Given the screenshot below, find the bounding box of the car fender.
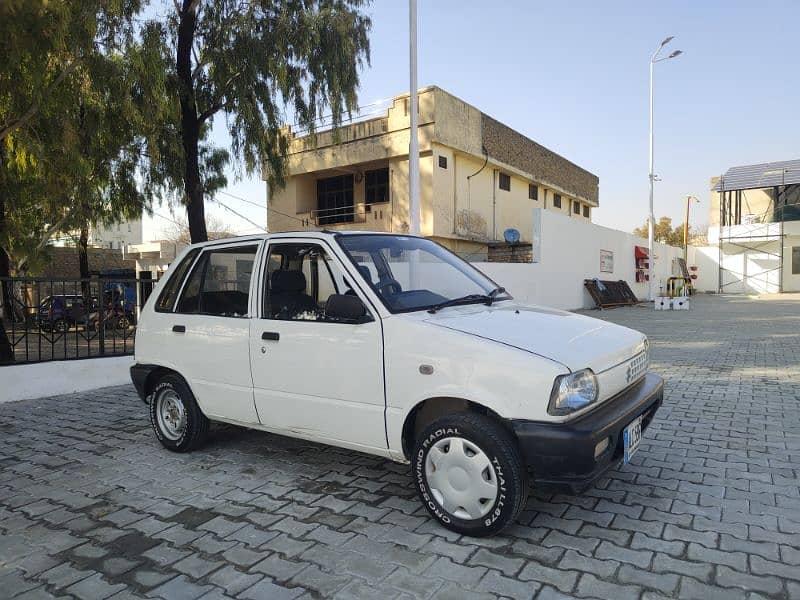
[382,314,566,458]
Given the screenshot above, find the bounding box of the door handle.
[261,331,280,341]
[172,325,186,333]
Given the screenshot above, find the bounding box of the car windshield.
[337,234,511,313]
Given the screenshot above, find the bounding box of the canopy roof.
[714,159,800,192]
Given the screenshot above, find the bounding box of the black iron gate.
[0,276,156,365]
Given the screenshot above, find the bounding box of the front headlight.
[548,369,599,416]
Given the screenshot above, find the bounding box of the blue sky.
[207,0,800,235]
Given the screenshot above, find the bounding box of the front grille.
[624,350,649,385]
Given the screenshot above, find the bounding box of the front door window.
[263,242,361,321]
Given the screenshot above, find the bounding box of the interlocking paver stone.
[1,295,799,599]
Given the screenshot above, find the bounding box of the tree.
[0,0,150,361]
[633,216,685,247]
[141,0,371,243]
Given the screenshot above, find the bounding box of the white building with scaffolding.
[708,159,800,294]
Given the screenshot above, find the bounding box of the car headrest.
[357,265,372,283]
[271,270,307,293]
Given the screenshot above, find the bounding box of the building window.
[438,155,448,169]
[793,247,800,275]
[573,201,581,215]
[553,194,562,208]
[317,174,354,224]
[528,184,538,200]
[583,205,590,218]
[364,168,389,204]
[498,173,510,191]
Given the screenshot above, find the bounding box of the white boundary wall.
[475,209,689,310]
[0,356,134,404]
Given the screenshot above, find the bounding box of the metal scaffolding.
[716,184,787,294]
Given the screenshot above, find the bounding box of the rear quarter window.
[155,248,201,312]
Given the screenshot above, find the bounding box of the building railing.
[0,276,157,366]
[310,205,368,226]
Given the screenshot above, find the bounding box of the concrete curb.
[0,355,134,404]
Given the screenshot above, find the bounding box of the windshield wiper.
[486,286,506,305]
[426,287,509,314]
[427,294,490,314]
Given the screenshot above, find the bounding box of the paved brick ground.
[1,295,799,599]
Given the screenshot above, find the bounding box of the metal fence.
[0,276,156,366]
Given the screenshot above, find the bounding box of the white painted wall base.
[0,356,134,404]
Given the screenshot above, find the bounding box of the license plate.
[623,415,643,463]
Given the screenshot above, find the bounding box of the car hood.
[423,302,646,373]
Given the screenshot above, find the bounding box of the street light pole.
[648,37,682,301]
[683,194,699,261]
[648,58,655,301]
[408,0,420,235]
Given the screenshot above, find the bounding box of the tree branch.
[0,59,81,142]
[198,71,242,123]
[13,210,75,272]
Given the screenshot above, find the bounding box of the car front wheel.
[412,412,528,537]
[148,374,209,452]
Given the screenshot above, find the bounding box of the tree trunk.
[177,0,207,243]
[0,182,14,363]
[78,223,90,299]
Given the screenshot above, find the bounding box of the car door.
[249,238,387,453]
[150,240,263,424]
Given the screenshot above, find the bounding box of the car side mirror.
[325,294,373,323]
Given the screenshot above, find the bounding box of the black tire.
[53,318,68,333]
[412,412,528,537]
[148,373,209,452]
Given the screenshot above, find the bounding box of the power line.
[216,190,266,209]
[214,199,268,232]
[216,189,316,229]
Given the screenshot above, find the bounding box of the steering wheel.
[374,278,402,296]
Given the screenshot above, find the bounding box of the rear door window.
[176,245,259,317]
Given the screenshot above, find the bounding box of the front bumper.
[510,372,664,493]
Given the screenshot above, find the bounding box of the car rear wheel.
[53,318,68,333]
[412,412,528,537]
[148,374,209,452]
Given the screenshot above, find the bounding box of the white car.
[131,231,663,536]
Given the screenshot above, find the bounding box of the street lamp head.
[660,36,675,47]
[668,50,683,59]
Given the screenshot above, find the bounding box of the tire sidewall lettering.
[415,426,509,529]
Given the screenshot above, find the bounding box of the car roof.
[189,230,420,249]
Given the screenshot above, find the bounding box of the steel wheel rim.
[424,436,499,520]
[156,389,187,441]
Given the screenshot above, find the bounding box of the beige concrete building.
[265,86,599,259]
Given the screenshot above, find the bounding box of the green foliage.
[0,0,152,275]
[633,216,686,247]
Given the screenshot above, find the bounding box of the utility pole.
[683,194,699,261]
[408,0,420,235]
